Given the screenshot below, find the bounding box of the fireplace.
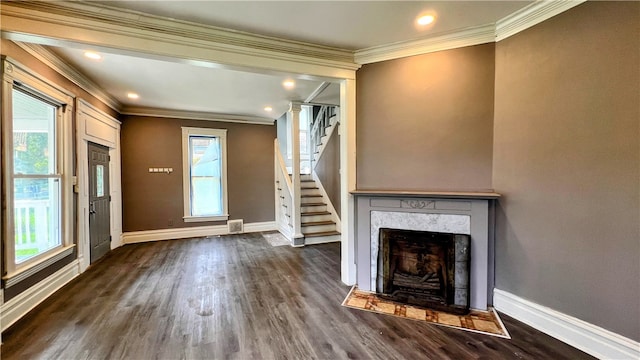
[353,190,499,310]
[377,228,471,314]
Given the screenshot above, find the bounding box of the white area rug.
[262,232,290,247]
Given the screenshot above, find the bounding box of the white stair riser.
[301,214,333,223]
[299,175,313,181]
[301,196,323,204]
[301,204,327,213]
[301,188,321,196]
[302,223,337,233]
[305,234,341,245]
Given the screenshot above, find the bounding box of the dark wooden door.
[89,142,111,263]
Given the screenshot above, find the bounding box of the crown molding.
[2,0,586,74]
[355,24,495,65]
[121,106,275,125]
[355,1,586,64]
[13,42,122,111]
[0,1,359,77]
[496,0,587,42]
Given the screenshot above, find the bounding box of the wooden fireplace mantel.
[351,189,501,199]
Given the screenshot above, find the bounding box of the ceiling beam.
[0,1,359,81]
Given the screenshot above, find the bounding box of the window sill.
[3,245,76,288]
[183,214,229,223]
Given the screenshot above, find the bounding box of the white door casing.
[76,100,122,273]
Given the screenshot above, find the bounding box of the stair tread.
[303,230,341,237]
[301,194,323,198]
[302,202,327,206]
[301,220,336,226]
[301,211,331,216]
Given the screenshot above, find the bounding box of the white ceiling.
[50,46,328,118]
[42,1,534,120]
[92,1,530,50]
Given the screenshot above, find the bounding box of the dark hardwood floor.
[1,233,594,359]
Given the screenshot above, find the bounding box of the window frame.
[1,57,75,283]
[181,127,229,222]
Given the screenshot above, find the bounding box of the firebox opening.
[377,228,471,315]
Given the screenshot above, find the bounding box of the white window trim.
[1,57,76,283]
[181,127,229,222]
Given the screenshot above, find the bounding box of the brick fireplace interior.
[378,228,471,315]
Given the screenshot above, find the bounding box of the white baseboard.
[121,221,276,244]
[244,221,277,233]
[493,289,640,359]
[1,260,81,332]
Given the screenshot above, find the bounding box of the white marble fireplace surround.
[352,190,500,311]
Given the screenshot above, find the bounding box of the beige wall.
[356,43,495,191]
[493,1,640,341]
[121,116,276,231]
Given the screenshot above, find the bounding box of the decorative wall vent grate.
[228,219,244,234]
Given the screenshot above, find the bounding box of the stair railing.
[310,105,338,169]
[310,106,328,156]
[274,139,294,240]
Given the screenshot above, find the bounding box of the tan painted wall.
[493,1,640,341]
[356,43,495,191]
[121,116,276,231]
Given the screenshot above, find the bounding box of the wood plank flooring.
[1,233,595,359]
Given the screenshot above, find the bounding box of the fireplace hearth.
[377,228,471,314]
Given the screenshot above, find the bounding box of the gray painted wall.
[315,126,341,216]
[121,116,276,231]
[356,43,495,192]
[493,2,640,341]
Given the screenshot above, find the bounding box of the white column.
[288,102,304,242]
[340,78,356,285]
[306,106,313,173]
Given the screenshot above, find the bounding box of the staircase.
[300,174,340,244]
[274,104,341,246]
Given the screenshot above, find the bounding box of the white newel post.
[288,102,304,244]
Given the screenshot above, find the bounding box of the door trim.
[76,99,122,273]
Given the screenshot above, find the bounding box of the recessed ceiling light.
[264,106,273,112]
[127,92,139,99]
[84,51,102,60]
[417,14,435,26]
[283,80,295,89]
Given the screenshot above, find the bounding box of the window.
[12,89,62,264]
[182,127,228,222]
[2,58,75,280]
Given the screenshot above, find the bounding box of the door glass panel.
[96,164,104,197]
[13,178,61,263]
